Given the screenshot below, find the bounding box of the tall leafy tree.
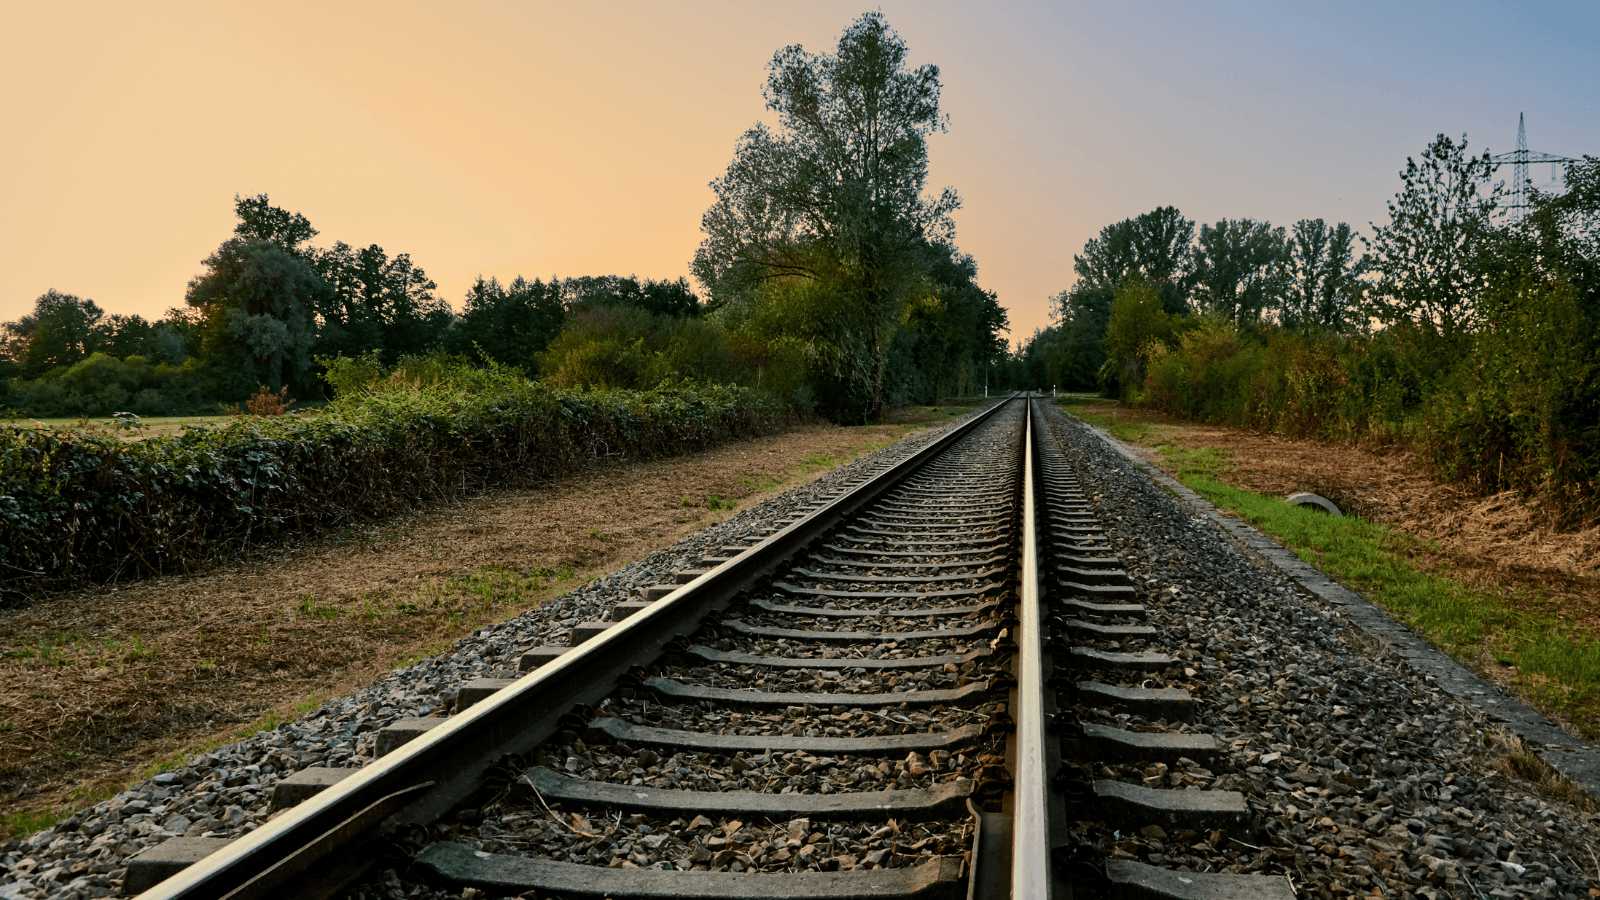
[1049,284,1115,391]
[692,12,960,421]
[1071,206,1194,315]
[233,193,318,256]
[1282,219,1364,332]
[1190,218,1289,325]
[448,276,566,368]
[185,239,325,393]
[1364,134,1502,339]
[4,290,107,376]
[898,248,1008,401]
[313,241,450,363]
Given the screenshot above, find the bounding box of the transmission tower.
[1490,113,1576,222]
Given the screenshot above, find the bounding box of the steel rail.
[137,394,1023,900]
[1011,396,1053,899]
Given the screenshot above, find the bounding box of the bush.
[5,354,226,417]
[1119,273,1600,526]
[0,378,790,602]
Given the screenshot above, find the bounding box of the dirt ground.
[1073,399,1600,648]
[0,407,972,837]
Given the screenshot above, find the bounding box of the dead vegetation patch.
[0,409,969,838]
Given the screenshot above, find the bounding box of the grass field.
[1060,398,1600,742]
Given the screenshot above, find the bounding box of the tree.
[448,276,566,368]
[4,290,107,376]
[1099,277,1177,397]
[897,248,1008,401]
[185,239,325,393]
[692,11,960,421]
[559,276,702,318]
[1071,206,1194,315]
[313,241,450,363]
[1522,154,1600,309]
[1364,134,1502,339]
[1282,219,1364,332]
[1190,218,1289,325]
[1046,284,1114,391]
[233,193,318,255]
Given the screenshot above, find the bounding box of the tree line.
[1,12,1006,425]
[1011,135,1600,523]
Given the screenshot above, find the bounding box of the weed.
[295,594,340,619]
[198,658,216,672]
[125,635,154,661]
[800,451,838,474]
[706,495,737,511]
[2,808,57,839]
[0,722,14,732]
[586,529,606,541]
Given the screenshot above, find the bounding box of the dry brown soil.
[1075,399,1600,650]
[0,408,971,837]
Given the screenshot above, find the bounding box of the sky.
[2,1,1597,346]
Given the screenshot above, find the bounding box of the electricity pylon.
[1490,113,1576,222]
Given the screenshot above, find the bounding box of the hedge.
[0,379,790,604]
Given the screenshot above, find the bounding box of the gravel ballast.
[5,398,1598,900]
[1038,403,1600,899]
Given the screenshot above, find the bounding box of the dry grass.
[1483,729,1599,813]
[0,411,953,839]
[1069,399,1600,612]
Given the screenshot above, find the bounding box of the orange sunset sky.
[2,2,1596,344]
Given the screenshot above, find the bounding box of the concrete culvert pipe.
[1286,492,1342,516]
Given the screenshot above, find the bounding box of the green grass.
[1,807,59,838]
[1061,402,1153,445]
[1168,459,1600,736]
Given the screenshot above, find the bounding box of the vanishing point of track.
[134,395,1294,900]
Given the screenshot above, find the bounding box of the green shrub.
[1120,271,1600,525]
[0,378,789,603]
[6,355,224,417]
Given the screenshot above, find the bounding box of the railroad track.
[120,395,1336,898]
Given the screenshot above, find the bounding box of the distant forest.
[0,14,1009,425]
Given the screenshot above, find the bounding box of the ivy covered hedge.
[0,378,789,603]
